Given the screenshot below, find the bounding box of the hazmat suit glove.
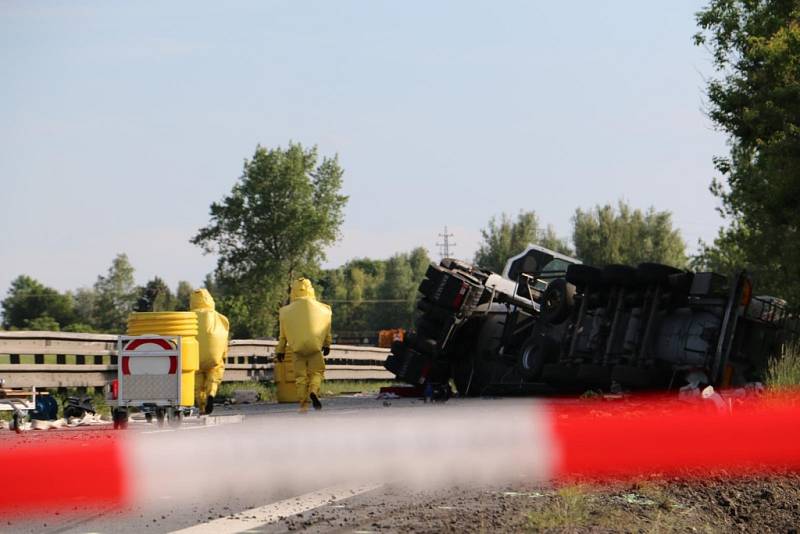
[322,346,330,356]
[276,352,285,362]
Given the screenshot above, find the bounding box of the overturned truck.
[385,246,794,395]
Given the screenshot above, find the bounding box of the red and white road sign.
[121,338,179,376]
[117,335,182,405]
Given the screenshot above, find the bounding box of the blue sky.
[1,1,727,296]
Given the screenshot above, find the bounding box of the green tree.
[572,201,687,268]
[191,143,348,337]
[93,254,138,332]
[175,281,194,311]
[135,277,175,312]
[25,315,61,331]
[693,1,800,302]
[474,211,573,273]
[315,248,432,339]
[1,275,75,329]
[71,287,97,328]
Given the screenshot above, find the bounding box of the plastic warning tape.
[1,393,799,518]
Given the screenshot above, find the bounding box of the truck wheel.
[566,264,603,289]
[540,278,575,324]
[453,313,504,396]
[602,264,639,287]
[415,317,442,338]
[417,300,455,323]
[412,335,437,355]
[519,335,559,380]
[390,339,406,356]
[636,263,683,285]
[156,408,166,428]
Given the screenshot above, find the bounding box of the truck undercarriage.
[385,246,795,396]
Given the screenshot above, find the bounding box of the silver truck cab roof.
[502,244,581,281]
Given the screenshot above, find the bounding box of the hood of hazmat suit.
[190,289,230,372]
[276,278,332,357]
[290,277,316,301]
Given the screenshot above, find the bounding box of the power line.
[436,226,456,259]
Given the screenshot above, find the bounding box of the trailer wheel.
[415,317,443,338]
[636,263,683,285]
[452,313,504,396]
[519,335,558,379]
[540,278,575,324]
[145,412,153,424]
[602,264,639,287]
[566,264,603,289]
[412,335,437,356]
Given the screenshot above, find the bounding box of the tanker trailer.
[384,245,793,395]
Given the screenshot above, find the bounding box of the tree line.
[0,254,195,333]
[1,198,686,338]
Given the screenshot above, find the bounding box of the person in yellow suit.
[190,288,230,415]
[275,278,332,412]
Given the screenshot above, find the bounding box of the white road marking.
[169,483,383,534]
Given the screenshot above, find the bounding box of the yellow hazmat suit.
[190,289,230,414]
[276,278,332,411]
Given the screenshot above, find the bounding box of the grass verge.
[767,343,800,389]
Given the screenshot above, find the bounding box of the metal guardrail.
[0,331,392,388]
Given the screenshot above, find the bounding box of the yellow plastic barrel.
[127,312,199,407]
[274,353,299,403]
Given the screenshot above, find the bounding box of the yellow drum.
[127,312,199,407]
[273,353,299,403]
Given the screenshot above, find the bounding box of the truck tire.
[540,278,575,324]
[415,317,443,338]
[413,335,437,356]
[518,334,559,379]
[566,264,603,289]
[452,313,505,396]
[636,263,683,285]
[602,264,639,287]
[417,299,455,323]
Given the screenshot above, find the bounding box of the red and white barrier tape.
[2,393,799,518]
